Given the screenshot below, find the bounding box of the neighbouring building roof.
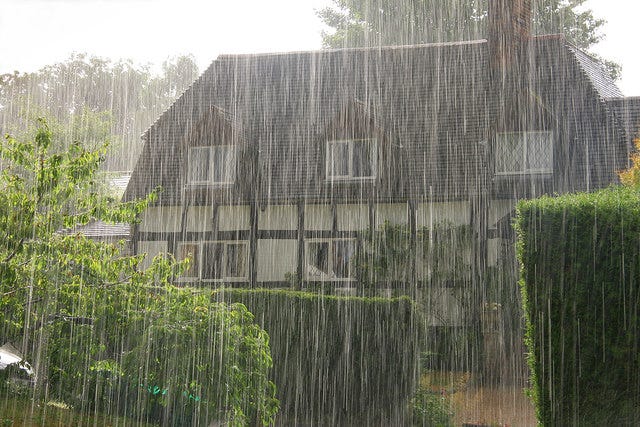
[65,220,131,240]
[569,47,623,100]
[62,173,132,241]
[124,36,629,204]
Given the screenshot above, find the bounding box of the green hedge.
[516,186,640,425]
[46,286,278,426]
[213,288,422,425]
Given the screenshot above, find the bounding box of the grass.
[0,395,158,427]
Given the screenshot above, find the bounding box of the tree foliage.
[0,120,278,425]
[355,221,471,288]
[0,53,199,171]
[618,138,640,186]
[318,0,620,79]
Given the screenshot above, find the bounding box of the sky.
[0,0,638,95]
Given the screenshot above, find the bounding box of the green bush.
[214,288,422,425]
[47,283,278,426]
[516,186,640,425]
[410,389,454,427]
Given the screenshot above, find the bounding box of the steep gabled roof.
[124,35,627,204]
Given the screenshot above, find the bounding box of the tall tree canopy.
[0,54,199,171]
[318,0,619,78]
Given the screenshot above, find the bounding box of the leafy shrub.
[214,288,422,425]
[516,186,640,425]
[355,221,472,288]
[47,284,278,426]
[411,389,454,427]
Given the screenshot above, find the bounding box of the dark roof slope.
[570,47,623,99]
[124,36,627,204]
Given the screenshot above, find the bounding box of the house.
[124,0,634,323]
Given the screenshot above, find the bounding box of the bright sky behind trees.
[0,0,637,95]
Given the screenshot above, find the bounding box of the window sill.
[305,276,356,282]
[324,177,376,184]
[494,171,552,179]
[186,182,234,188]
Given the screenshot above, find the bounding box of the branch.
[48,314,94,325]
[1,238,24,263]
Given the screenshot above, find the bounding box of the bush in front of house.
[516,186,640,425]
[46,282,278,426]
[214,288,422,425]
[410,388,454,427]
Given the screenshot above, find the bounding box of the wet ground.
[452,386,536,426]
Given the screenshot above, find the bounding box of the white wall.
[257,239,298,281]
[305,205,332,230]
[137,240,168,270]
[218,205,250,231]
[416,201,470,228]
[337,204,369,231]
[376,203,407,226]
[489,199,516,228]
[186,206,213,232]
[259,205,297,230]
[139,207,182,232]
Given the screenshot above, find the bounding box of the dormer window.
[495,131,553,175]
[326,139,377,180]
[188,145,236,185]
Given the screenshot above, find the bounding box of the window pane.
[226,243,247,278]
[177,243,199,278]
[225,149,236,182]
[526,132,552,172]
[211,146,235,183]
[329,142,349,177]
[332,240,355,279]
[352,140,375,177]
[495,134,524,173]
[202,242,224,280]
[188,147,210,183]
[307,242,330,277]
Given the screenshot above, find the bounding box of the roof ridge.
[215,39,488,60]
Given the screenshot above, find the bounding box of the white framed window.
[188,145,236,185]
[177,242,201,279]
[177,241,248,281]
[495,131,553,175]
[326,139,377,180]
[305,239,356,280]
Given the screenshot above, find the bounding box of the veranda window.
[177,241,248,281]
[306,239,355,280]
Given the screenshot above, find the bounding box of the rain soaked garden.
[1,0,640,426]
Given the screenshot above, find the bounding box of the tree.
[318,0,620,79]
[0,120,278,425]
[618,138,640,186]
[0,53,199,171]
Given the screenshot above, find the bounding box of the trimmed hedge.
[516,186,640,425]
[213,288,422,425]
